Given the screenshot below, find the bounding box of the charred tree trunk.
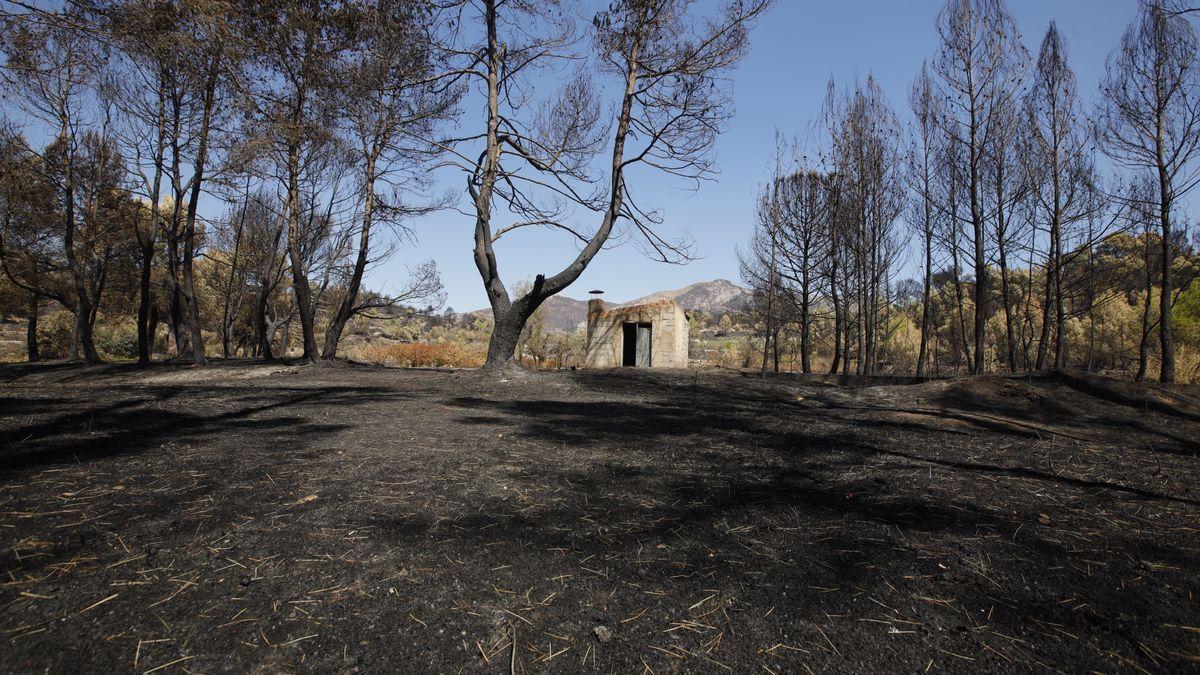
[136,237,155,363]
[136,72,167,365]
[256,283,275,361]
[221,180,250,359]
[323,155,377,360]
[1136,226,1154,381]
[829,257,842,375]
[915,225,932,378]
[25,293,39,362]
[62,161,100,364]
[180,53,220,366]
[147,302,159,360]
[1158,170,1175,383]
[1053,240,1066,370]
[487,305,531,370]
[800,286,811,374]
[950,232,973,374]
[1036,234,1055,371]
[996,185,1017,372]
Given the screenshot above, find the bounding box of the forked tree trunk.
[180,52,220,367]
[323,156,378,360]
[285,144,320,363]
[485,310,526,371]
[256,288,275,361]
[62,162,100,364]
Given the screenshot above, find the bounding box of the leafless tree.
[1096,0,1200,382]
[320,0,458,359]
[985,80,1030,372]
[825,76,906,374]
[437,0,771,371]
[933,0,1027,373]
[738,179,785,373]
[907,63,943,377]
[1027,22,1095,371]
[939,133,975,373]
[776,169,830,373]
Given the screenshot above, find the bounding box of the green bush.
[96,320,139,359]
[38,310,74,359]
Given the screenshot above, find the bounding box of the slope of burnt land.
[0,363,1197,672]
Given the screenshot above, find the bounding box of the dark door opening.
[622,322,652,367]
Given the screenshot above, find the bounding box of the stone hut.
[583,298,689,368]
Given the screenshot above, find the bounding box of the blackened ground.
[0,362,1197,673]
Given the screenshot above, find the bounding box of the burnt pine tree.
[243,0,357,362]
[0,9,106,363]
[933,0,1027,374]
[907,62,942,377]
[1096,0,1200,383]
[101,0,176,364]
[103,0,235,365]
[776,170,830,374]
[0,135,63,361]
[320,0,457,360]
[1028,22,1094,372]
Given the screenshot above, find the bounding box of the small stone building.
[583,298,689,368]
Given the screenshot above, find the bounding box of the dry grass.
[355,341,486,368]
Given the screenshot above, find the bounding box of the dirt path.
[1,363,1197,672]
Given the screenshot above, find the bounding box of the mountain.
[620,279,751,318]
[533,294,591,331]
[466,279,751,331]
[463,294,588,331]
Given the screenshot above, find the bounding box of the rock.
[593,625,612,643]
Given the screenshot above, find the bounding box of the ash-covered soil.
[0,362,1197,673]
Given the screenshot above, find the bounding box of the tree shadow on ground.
[0,385,398,474]
[443,385,1195,507]
[397,381,1199,669]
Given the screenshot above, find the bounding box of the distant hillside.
[467,279,751,331]
[533,294,590,331]
[621,279,751,318]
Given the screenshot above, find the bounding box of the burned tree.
[739,178,785,373]
[824,76,906,374]
[242,0,358,362]
[0,8,106,362]
[1028,22,1094,371]
[440,0,771,371]
[776,170,830,374]
[320,0,457,360]
[1096,0,1200,383]
[0,133,64,361]
[907,63,942,377]
[933,0,1027,374]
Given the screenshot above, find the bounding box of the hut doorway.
[622,322,652,367]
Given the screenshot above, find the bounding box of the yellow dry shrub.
[357,341,486,368]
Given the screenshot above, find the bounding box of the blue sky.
[392,0,1150,312]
